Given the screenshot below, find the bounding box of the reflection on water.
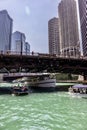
[0,92,87,130]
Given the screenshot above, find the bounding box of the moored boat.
[16,73,56,92]
[29,73,55,92]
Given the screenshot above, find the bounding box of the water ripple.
[0,92,87,130]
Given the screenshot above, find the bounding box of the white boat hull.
[36,79,56,88]
[27,78,56,92]
[69,92,87,98]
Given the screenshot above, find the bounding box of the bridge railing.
[0,50,86,60]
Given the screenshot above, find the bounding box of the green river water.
[0,91,87,130]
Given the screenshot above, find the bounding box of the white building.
[48,17,60,55]
[0,10,13,53]
[58,0,80,57]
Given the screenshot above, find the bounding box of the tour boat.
[15,73,56,92]
[68,84,87,98]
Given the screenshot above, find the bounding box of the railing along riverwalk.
[0,50,86,60]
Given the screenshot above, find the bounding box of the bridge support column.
[83,74,87,81]
[68,73,72,80]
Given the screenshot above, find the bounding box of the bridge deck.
[0,53,87,75]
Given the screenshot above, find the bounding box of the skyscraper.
[58,0,80,57]
[11,31,26,54]
[0,10,13,53]
[25,42,30,55]
[78,0,87,57]
[48,17,60,55]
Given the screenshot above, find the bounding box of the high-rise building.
[48,17,60,55]
[25,42,30,55]
[58,0,80,57]
[78,0,87,57]
[11,31,26,54]
[0,10,13,53]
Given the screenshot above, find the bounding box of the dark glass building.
[0,10,13,53]
[78,0,87,56]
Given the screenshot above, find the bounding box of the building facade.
[25,42,30,55]
[58,0,80,57]
[48,17,60,55]
[78,0,87,57]
[0,10,13,53]
[11,31,26,54]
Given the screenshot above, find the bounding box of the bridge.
[0,52,87,77]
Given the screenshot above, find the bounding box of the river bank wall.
[0,83,75,94]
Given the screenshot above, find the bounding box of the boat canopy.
[72,84,87,88]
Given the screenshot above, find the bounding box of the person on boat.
[68,86,73,93]
[22,86,28,92]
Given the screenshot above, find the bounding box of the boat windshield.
[72,84,87,88]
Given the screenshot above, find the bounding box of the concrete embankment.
[55,82,76,91]
[0,81,13,94]
[0,82,81,94]
[55,80,87,91]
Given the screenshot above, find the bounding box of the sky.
[0,0,60,53]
